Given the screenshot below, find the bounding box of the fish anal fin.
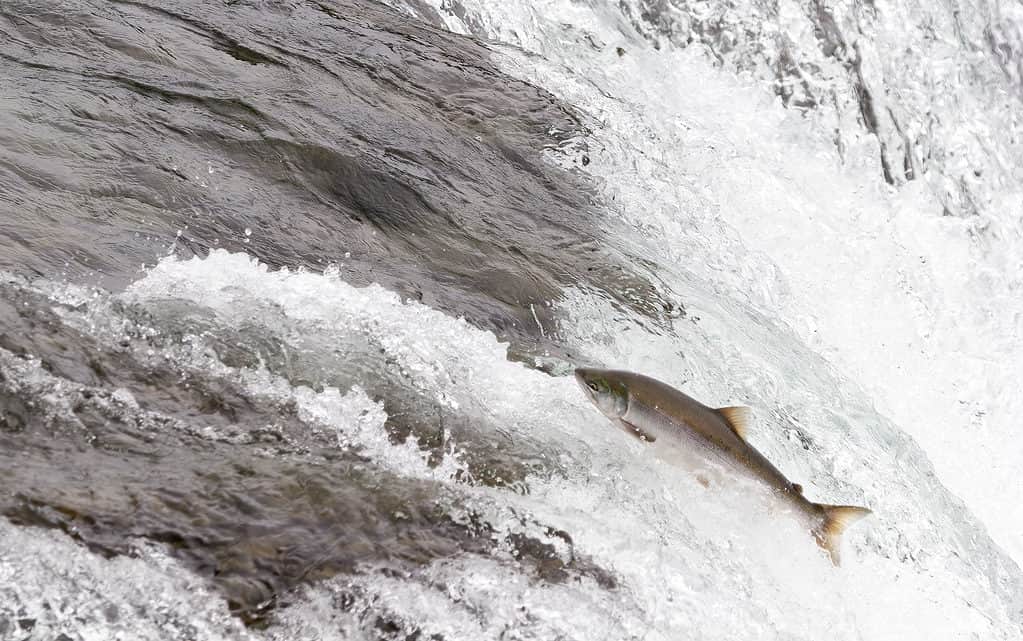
[813,504,872,566]
[717,406,753,440]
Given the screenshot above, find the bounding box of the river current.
[2,1,1022,639]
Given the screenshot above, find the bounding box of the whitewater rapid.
[3,0,1023,639]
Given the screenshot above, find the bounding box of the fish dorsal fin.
[717,406,753,440]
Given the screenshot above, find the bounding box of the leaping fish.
[575,367,870,565]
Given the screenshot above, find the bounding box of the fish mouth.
[573,368,595,399]
[573,368,593,390]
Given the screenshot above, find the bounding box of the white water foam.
[0,519,252,641]
[99,251,1023,638]
[398,0,1023,568]
[6,243,1020,637]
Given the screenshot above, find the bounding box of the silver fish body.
[575,367,870,565]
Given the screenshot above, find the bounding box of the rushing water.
[2,0,1022,639]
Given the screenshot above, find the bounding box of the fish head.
[574,368,629,419]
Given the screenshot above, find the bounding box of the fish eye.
[587,381,599,392]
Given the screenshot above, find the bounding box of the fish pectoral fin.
[717,406,753,440]
[617,419,656,443]
[792,483,803,494]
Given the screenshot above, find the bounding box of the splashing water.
[3,0,1023,639]
[3,243,1018,639]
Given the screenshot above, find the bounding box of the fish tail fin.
[812,503,872,566]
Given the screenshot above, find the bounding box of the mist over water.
[2,0,1022,639]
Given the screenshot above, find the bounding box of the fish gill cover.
[1,0,1022,640]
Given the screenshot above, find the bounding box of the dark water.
[0,0,641,626]
[0,0,669,349]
